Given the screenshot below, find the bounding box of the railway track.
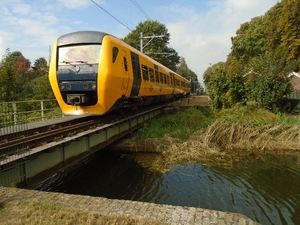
[0,103,169,160]
[0,114,121,160]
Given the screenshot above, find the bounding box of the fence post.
[41,100,44,121]
[13,102,17,126]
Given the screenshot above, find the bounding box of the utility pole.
[140,32,165,53]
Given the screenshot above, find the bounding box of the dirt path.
[172,95,210,107]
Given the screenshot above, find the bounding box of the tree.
[0,60,15,101]
[203,0,300,112]
[278,0,300,60]
[245,47,293,111]
[123,20,180,71]
[231,16,266,63]
[0,49,28,100]
[33,57,48,77]
[264,2,283,51]
[176,57,189,78]
[203,62,228,110]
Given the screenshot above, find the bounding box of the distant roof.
[288,72,300,79]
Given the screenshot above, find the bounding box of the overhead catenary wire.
[91,0,132,31]
[130,0,152,20]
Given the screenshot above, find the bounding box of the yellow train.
[49,31,191,115]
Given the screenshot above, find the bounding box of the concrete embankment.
[0,186,259,224]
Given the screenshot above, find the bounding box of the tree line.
[204,0,300,112]
[0,20,202,103]
[0,49,53,101]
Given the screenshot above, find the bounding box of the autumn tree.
[204,0,299,112]
[264,2,283,51]
[124,20,180,71]
[230,16,266,63]
[0,49,31,100]
[278,0,300,60]
[0,49,54,101]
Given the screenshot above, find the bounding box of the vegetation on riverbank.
[131,104,300,171]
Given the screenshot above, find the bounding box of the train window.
[149,68,155,82]
[170,73,173,85]
[155,70,159,82]
[164,74,167,84]
[123,57,128,71]
[159,72,163,83]
[142,65,149,81]
[112,47,119,63]
[58,44,101,65]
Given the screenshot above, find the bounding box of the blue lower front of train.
[57,68,98,106]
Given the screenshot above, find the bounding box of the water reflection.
[36,152,300,225]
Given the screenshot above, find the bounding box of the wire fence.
[0,99,61,128]
[0,99,61,186]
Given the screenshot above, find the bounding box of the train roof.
[56,31,190,83]
[57,31,108,46]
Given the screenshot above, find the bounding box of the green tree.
[124,20,180,71]
[231,16,266,63]
[245,47,293,111]
[203,62,228,110]
[0,49,27,100]
[264,2,283,51]
[203,0,300,112]
[33,57,48,77]
[278,0,300,60]
[224,56,247,105]
[176,57,189,79]
[23,76,54,100]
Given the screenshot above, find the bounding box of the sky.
[0,0,280,85]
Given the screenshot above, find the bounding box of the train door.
[130,52,141,96]
[121,49,129,94]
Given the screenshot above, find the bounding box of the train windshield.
[58,44,101,65]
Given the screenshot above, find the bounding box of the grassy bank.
[131,105,300,171]
[0,199,165,225]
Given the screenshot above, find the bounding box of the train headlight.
[83,83,89,89]
[60,84,64,90]
[66,83,72,90]
[91,83,96,89]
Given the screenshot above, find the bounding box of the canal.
[36,150,300,225]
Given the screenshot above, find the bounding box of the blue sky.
[0,0,279,84]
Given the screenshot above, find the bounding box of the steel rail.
[0,118,108,154]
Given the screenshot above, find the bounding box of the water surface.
[36,151,300,225]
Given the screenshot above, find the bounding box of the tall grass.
[135,106,214,141]
[132,105,300,169]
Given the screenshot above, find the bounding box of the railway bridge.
[0,104,166,187]
[0,97,260,225]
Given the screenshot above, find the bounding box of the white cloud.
[12,3,31,15]
[0,31,14,60]
[164,0,279,84]
[57,0,92,9]
[0,37,6,59]
[0,0,279,84]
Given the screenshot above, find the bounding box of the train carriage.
[49,31,190,115]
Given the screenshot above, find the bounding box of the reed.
[132,105,300,170]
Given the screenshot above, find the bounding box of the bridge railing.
[0,99,62,128]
